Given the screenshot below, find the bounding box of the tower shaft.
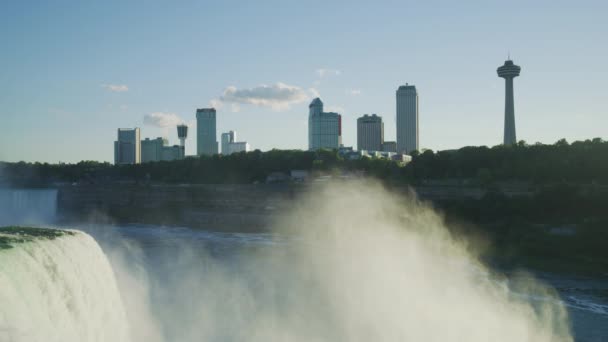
[503,77,516,145]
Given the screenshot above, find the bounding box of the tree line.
[1,138,607,186]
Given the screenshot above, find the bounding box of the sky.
[1,0,607,163]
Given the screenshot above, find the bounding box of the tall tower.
[114,128,141,164]
[177,124,188,148]
[196,108,218,156]
[396,84,419,154]
[497,59,521,145]
[221,130,236,155]
[357,114,384,152]
[308,98,341,150]
[308,98,323,150]
[177,124,188,159]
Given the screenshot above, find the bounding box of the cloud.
[315,68,341,78]
[209,99,224,110]
[348,89,361,96]
[309,87,320,98]
[143,112,184,128]
[101,84,129,92]
[218,82,312,110]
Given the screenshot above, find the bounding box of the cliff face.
[56,182,526,231]
[57,184,301,231]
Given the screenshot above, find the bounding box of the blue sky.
[1,0,607,162]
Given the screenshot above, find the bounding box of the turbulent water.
[2,183,607,341]
[0,230,130,342]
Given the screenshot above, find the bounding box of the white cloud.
[143,112,184,128]
[218,82,312,111]
[101,84,129,92]
[315,68,341,78]
[348,89,362,96]
[209,98,224,110]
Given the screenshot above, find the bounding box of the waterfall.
[0,230,131,342]
[0,189,58,226]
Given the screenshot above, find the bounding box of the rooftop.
[397,83,417,92]
[309,97,323,107]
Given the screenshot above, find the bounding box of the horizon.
[2,0,607,163]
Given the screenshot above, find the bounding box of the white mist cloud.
[98,180,572,342]
[143,112,184,128]
[217,82,313,111]
[101,84,129,92]
[348,89,361,95]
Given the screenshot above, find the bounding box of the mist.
[97,180,572,341]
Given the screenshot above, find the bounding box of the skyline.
[2,1,608,163]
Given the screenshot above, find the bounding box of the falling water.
[0,230,130,342]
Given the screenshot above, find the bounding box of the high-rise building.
[497,59,521,145]
[221,131,236,155]
[141,136,184,162]
[357,114,384,152]
[141,137,167,163]
[382,141,397,153]
[196,108,218,156]
[396,84,419,154]
[114,128,141,164]
[308,98,342,150]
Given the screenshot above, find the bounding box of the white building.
[221,131,236,155]
[225,141,250,154]
[196,108,218,156]
[338,146,403,161]
[308,98,342,150]
[114,128,141,164]
[392,153,412,164]
[396,84,419,154]
[357,114,384,152]
[221,130,250,155]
